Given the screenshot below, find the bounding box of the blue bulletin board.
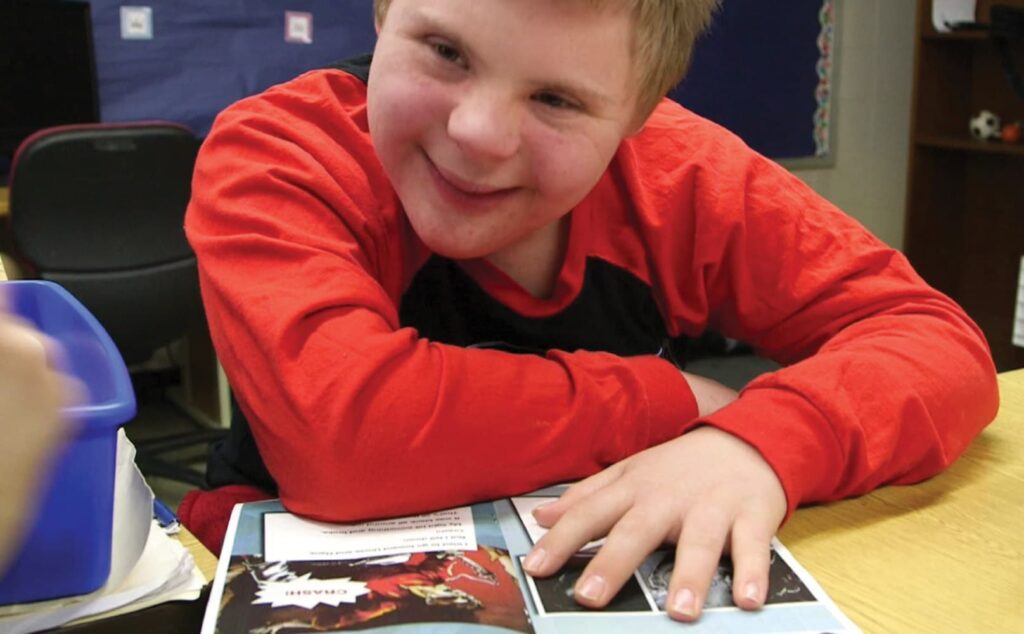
[88,0,377,135]
[677,0,837,162]
[84,0,835,162]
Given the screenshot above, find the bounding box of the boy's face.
[368,0,638,263]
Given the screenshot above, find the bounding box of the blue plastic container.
[0,281,136,605]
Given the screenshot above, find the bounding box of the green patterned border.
[814,0,836,157]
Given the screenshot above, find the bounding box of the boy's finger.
[665,505,732,622]
[532,462,624,527]
[523,483,631,577]
[571,505,675,608]
[728,514,774,609]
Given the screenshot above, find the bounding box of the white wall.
[795,0,917,249]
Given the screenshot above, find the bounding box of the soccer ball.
[969,110,1002,141]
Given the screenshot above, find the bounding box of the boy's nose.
[447,91,522,163]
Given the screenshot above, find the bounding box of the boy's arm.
[524,128,998,620]
[598,109,999,514]
[644,141,999,516]
[185,84,702,522]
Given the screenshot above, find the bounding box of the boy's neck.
[483,215,570,299]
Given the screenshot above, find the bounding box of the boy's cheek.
[370,78,448,143]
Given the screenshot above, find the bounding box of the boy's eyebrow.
[410,10,475,58]
[410,8,617,109]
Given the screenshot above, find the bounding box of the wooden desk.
[1,187,12,280]
[177,527,217,584]
[780,368,1024,632]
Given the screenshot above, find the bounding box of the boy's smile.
[368,0,639,290]
[424,149,522,211]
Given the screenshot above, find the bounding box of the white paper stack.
[0,432,206,633]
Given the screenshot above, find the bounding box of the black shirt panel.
[324,54,371,82]
[398,255,672,358]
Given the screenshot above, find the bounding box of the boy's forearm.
[256,343,700,522]
[700,305,998,517]
[650,150,999,514]
[195,257,701,521]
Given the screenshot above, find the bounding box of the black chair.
[7,121,224,487]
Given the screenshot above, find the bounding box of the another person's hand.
[0,298,81,571]
[523,394,786,622]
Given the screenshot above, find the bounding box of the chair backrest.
[8,122,202,365]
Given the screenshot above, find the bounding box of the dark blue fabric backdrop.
[85,0,832,160]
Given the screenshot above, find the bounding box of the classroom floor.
[127,353,780,513]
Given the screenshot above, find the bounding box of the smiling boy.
[184,0,999,623]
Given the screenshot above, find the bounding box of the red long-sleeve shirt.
[185,63,998,524]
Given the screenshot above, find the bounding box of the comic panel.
[214,549,533,633]
[521,554,656,616]
[637,549,817,612]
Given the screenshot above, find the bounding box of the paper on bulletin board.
[933,0,977,31]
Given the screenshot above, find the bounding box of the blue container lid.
[4,281,135,427]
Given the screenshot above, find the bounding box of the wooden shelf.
[904,0,1024,372]
[916,134,1024,155]
[921,31,989,42]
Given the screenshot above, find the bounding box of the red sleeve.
[185,72,698,522]
[627,106,999,517]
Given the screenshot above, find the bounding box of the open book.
[203,486,859,633]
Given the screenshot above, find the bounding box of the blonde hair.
[373,0,720,121]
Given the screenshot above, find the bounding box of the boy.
[183,0,999,623]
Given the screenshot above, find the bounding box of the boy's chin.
[407,220,505,261]
[419,238,495,261]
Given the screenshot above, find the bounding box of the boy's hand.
[523,425,787,622]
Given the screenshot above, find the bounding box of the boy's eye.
[429,39,464,66]
[533,92,579,111]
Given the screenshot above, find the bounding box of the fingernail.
[743,582,761,604]
[577,574,606,602]
[671,588,696,617]
[522,548,546,573]
[531,502,553,515]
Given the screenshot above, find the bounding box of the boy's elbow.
[965,328,1000,433]
[939,348,999,468]
[271,446,416,523]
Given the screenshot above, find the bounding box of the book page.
[205,497,860,633]
[263,506,476,562]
